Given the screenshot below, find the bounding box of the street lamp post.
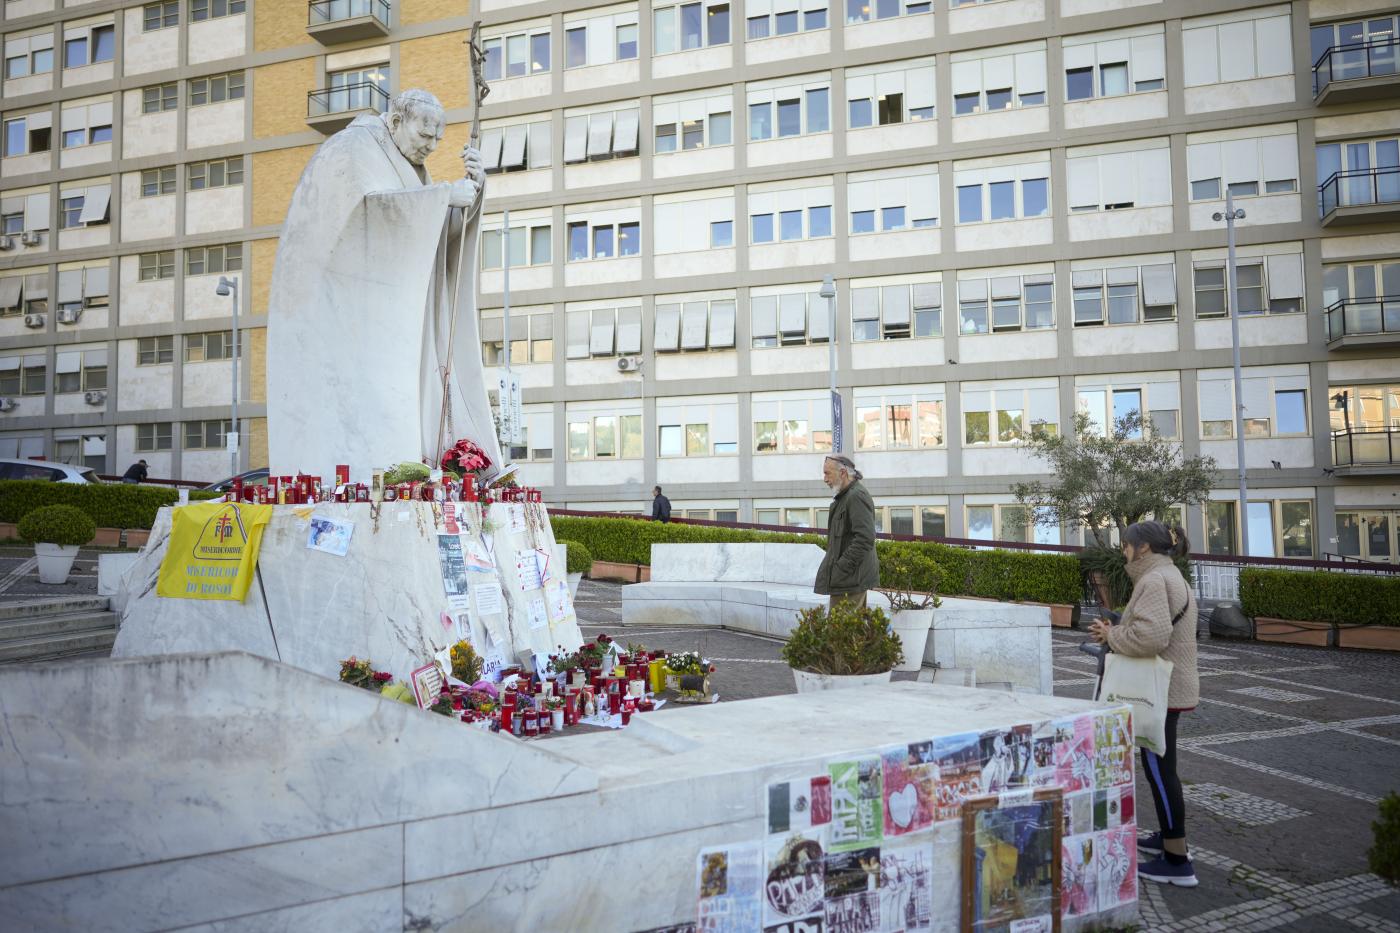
[215,276,240,479]
[819,275,839,453]
[1213,193,1250,557]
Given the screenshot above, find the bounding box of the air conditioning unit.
[23,312,45,329]
[20,231,41,247]
[0,235,13,251]
[616,355,642,372]
[0,398,15,412]
[56,306,81,325]
[83,390,106,406]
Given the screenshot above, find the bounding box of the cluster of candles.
[221,464,544,507]
[497,654,662,737]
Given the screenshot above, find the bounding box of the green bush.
[0,481,199,530]
[782,602,903,675]
[18,504,97,546]
[549,515,1082,605]
[558,539,594,575]
[1370,792,1400,886]
[1240,567,1400,627]
[1079,545,1194,608]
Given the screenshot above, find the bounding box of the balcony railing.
[1313,37,1400,96]
[1333,426,1400,469]
[1326,295,1400,343]
[307,81,389,119]
[308,0,389,27]
[1319,165,1400,217]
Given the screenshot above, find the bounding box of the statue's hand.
[461,145,485,189]
[448,177,478,210]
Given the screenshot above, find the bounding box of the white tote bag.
[1099,653,1174,756]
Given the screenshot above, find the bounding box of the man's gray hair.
[825,454,862,481]
[388,88,444,122]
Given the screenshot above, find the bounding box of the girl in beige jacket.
[1088,520,1200,888]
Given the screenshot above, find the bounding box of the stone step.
[0,596,110,621]
[0,610,118,642]
[0,626,117,663]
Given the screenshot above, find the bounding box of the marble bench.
[622,542,1054,694]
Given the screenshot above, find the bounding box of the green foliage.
[879,547,943,610]
[1240,567,1400,627]
[1079,545,1193,608]
[384,462,431,486]
[17,504,97,546]
[1013,410,1218,544]
[0,481,197,529]
[558,539,594,575]
[549,515,1082,605]
[781,602,904,675]
[1369,792,1400,886]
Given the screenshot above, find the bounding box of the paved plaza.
[570,579,1400,933]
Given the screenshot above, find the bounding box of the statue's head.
[384,89,445,166]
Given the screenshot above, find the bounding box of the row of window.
[0,333,236,395]
[133,419,235,452]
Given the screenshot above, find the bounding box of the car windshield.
[79,470,100,483]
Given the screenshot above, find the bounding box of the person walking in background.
[121,460,148,484]
[1088,520,1200,888]
[651,486,671,523]
[813,455,879,610]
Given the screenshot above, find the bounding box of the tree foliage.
[1012,410,1218,546]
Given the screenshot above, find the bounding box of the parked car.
[200,468,270,493]
[0,458,99,484]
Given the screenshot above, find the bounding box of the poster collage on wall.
[673,707,1137,933]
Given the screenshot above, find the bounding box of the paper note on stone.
[437,534,469,596]
[474,580,504,617]
[464,538,494,573]
[546,579,570,621]
[508,504,527,534]
[828,757,884,852]
[526,597,548,630]
[516,549,543,591]
[697,840,763,933]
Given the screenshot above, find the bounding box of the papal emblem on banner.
[156,501,273,602]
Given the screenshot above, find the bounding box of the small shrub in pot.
[782,602,904,676]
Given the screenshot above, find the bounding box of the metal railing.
[307,81,389,118]
[1319,165,1400,217]
[1312,36,1400,95]
[308,0,389,27]
[1332,425,1400,467]
[1325,294,1400,341]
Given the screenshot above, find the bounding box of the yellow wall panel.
[246,327,267,404]
[402,0,470,27]
[251,145,316,228]
[249,238,278,316]
[399,32,472,111]
[247,418,268,470]
[424,120,471,184]
[252,59,315,140]
[254,1,307,52]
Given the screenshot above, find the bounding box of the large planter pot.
[589,560,639,583]
[1255,617,1334,647]
[125,529,151,549]
[888,608,934,672]
[0,522,17,541]
[89,527,122,548]
[1088,571,1114,610]
[34,543,80,585]
[1048,604,1074,629]
[1337,624,1400,652]
[567,571,583,599]
[792,668,893,693]
[638,565,651,582]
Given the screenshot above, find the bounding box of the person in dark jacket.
[813,455,880,609]
[651,486,671,522]
[121,460,148,484]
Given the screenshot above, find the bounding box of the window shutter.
[1266,253,1304,300]
[563,115,588,162]
[480,128,504,170]
[25,273,47,301]
[1197,378,1233,422]
[680,302,708,349]
[1131,34,1166,83]
[906,66,935,111]
[1141,264,1176,306]
[0,277,22,310]
[983,54,1013,92]
[751,297,777,339]
[778,293,806,335]
[528,121,551,168]
[846,74,874,102]
[951,60,981,96]
[55,350,81,374]
[1240,376,1271,420]
[1181,27,1219,87]
[25,192,49,231]
[1063,42,1095,72]
[1072,270,1103,288]
[1222,138,1259,185]
[57,269,83,303]
[589,310,615,355]
[654,304,681,351]
[617,307,642,354]
[1100,151,1136,206]
[882,285,910,326]
[851,287,880,321]
[501,124,528,169]
[1136,146,1172,206]
[990,276,1020,300]
[84,265,109,298]
[912,282,941,309]
[481,316,503,342]
[586,114,615,160]
[709,300,736,348]
[1067,157,1098,209]
[613,109,639,154]
[26,110,52,131]
[1260,135,1298,184]
[848,180,876,214]
[1186,142,1220,186]
[1015,49,1046,94]
[78,185,111,224]
[908,172,938,222]
[1253,16,1292,77]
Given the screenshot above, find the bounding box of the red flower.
[372,671,392,682]
[441,438,492,475]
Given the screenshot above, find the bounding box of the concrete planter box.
[0,522,16,541]
[791,668,893,693]
[638,565,650,582]
[590,560,640,583]
[124,529,151,549]
[1255,617,1334,647]
[1045,604,1074,628]
[1336,624,1400,652]
[90,528,122,548]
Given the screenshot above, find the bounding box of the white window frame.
[955,271,1055,335]
[1066,140,1172,212]
[563,7,641,69]
[656,398,740,456]
[950,43,1048,115]
[850,278,942,341]
[962,382,1060,447]
[746,0,830,40]
[655,295,737,352]
[1071,260,1177,327]
[846,57,935,128]
[1182,6,1293,87]
[852,386,946,450]
[954,160,1051,224]
[481,220,553,270]
[653,89,733,153]
[653,1,732,56]
[566,410,644,460]
[751,394,833,454]
[1062,27,1167,101]
[747,75,832,141]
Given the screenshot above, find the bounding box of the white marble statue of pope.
[265,88,506,484]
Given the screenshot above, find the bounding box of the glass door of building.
[1336,510,1399,562]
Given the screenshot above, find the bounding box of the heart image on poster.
[889,783,918,829]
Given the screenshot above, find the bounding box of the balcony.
[1333,426,1400,475]
[1319,166,1400,226]
[1326,296,1400,350]
[1313,38,1400,105]
[306,81,388,134]
[308,0,390,44]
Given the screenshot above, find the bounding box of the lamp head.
[215,276,236,297]
[819,275,835,300]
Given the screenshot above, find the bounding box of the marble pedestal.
[111,500,581,683]
[0,651,1134,933]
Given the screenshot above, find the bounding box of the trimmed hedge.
[18,504,96,546]
[0,481,221,530]
[549,515,1082,606]
[1240,567,1400,627]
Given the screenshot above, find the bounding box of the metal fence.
[1319,165,1400,216]
[1325,294,1400,341]
[308,0,390,27]
[1312,36,1400,95]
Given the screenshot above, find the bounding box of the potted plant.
[781,602,904,693]
[18,504,96,585]
[878,549,942,672]
[559,539,593,598]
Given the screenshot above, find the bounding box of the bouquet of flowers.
[449,640,484,684]
[665,651,713,676]
[441,437,492,475]
[339,656,393,691]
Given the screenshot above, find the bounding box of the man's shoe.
[1139,856,1199,887]
[1137,832,1163,857]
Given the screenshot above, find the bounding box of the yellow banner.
[157,501,273,602]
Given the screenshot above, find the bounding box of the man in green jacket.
[814,454,880,609]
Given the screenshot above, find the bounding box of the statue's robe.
[266,114,504,483]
